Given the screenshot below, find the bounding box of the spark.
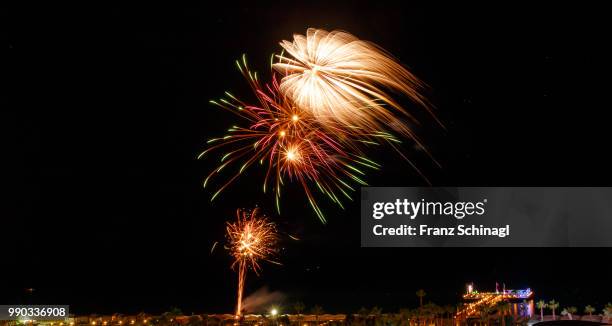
[285,148,298,161]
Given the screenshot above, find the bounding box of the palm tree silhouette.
[548,300,559,320]
[584,305,596,316]
[293,302,305,315]
[293,301,305,326]
[369,307,383,326]
[537,300,548,321]
[398,308,412,326]
[564,307,577,320]
[497,302,511,326]
[310,305,324,326]
[415,289,426,307]
[479,306,492,326]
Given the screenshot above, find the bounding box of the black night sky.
[6,1,612,316]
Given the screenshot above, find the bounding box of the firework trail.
[226,208,279,316]
[199,28,438,222]
[273,28,442,136]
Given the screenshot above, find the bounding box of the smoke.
[241,286,285,313]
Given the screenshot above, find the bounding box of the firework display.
[274,28,440,134]
[226,208,279,316]
[199,28,437,222]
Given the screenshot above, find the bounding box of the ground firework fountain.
[226,208,279,316]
